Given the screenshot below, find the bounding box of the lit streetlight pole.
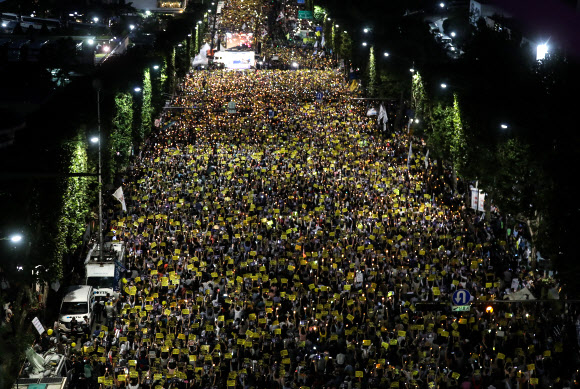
[0,234,23,243]
[95,89,103,262]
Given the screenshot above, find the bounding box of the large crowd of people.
[40,66,578,389]
[31,1,579,388]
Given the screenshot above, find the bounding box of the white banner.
[470,188,485,211]
[32,317,45,335]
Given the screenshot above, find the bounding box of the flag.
[407,142,413,169]
[276,11,285,21]
[367,107,377,116]
[314,40,318,48]
[378,104,388,124]
[425,149,429,169]
[321,34,325,48]
[112,186,127,212]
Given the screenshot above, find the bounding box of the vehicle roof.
[62,285,92,302]
[86,263,115,276]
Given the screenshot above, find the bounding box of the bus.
[20,16,61,31]
[0,13,19,24]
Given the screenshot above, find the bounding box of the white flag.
[367,107,377,116]
[112,186,127,212]
[425,149,429,169]
[321,34,325,48]
[407,142,413,169]
[276,11,284,21]
[314,40,318,48]
[378,104,388,124]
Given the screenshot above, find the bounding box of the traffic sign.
[452,289,471,305]
[452,305,471,312]
[315,92,323,103]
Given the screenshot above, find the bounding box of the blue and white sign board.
[297,0,305,3]
[315,92,323,103]
[452,289,471,305]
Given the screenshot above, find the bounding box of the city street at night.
[2,0,580,388]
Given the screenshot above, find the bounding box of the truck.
[85,242,126,302]
[12,347,69,389]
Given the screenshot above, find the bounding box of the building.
[130,0,188,13]
[469,0,511,25]
[468,0,552,61]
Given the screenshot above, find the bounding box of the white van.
[58,285,94,328]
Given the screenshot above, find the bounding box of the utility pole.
[97,88,104,262]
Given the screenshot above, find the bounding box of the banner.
[470,188,485,211]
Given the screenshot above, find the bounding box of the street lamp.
[1,234,23,243]
[363,28,369,33]
[362,42,367,47]
[439,2,445,8]
[327,17,331,21]
[292,62,299,69]
[129,24,135,30]
[384,52,389,57]
[93,17,99,23]
[409,68,415,73]
[134,87,142,92]
[500,124,508,129]
[95,88,103,262]
[153,65,160,70]
[335,24,339,28]
[536,43,548,61]
[450,31,456,37]
[440,83,448,89]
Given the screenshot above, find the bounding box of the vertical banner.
[470,188,486,211]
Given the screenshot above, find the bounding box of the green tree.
[313,6,327,23]
[141,68,153,140]
[411,72,428,120]
[366,45,377,97]
[110,92,134,179]
[338,31,352,60]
